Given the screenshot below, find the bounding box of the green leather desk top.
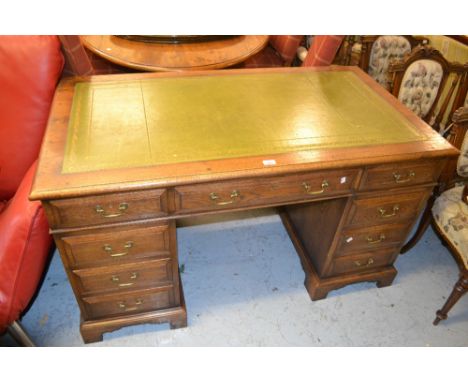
[62,70,426,174]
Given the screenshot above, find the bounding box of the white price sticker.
[262,159,276,166]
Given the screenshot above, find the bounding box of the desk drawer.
[329,248,396,276]
[73,258,174,295]
[336,223,411,257]
[58,224,172,268]
[360,160,442,191]
[174,169,359,214]
[345,189,431,228]
[45,189,168,229]
[82,287,176,319]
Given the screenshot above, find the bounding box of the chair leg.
[400,197,434,254]
[433,274,468,325]
[6,321,35,347]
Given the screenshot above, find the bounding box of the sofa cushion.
[0,162,52,331]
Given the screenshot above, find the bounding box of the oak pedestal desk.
[30,66,457,343]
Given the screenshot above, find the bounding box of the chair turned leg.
[6,321,35,347]
[400,198,434,254]
[433,274,468,325]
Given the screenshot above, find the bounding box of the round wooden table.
[80,35,269,72]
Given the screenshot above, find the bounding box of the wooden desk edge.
[30,66,459,201]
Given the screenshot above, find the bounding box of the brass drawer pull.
[393,170,415,184]
[95,202,128,218]
[111,272,138,287]
[118,301,137,311]
[103,241,133,257]
[303,180,329,195]
[209,190,240,205]
[118,298,143,312]
[366,233,386,244]
[354,258,374,267]
[378,205,399,218]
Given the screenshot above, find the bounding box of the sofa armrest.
[0,162,52,331]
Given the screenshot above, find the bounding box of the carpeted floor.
[3,208,467,346]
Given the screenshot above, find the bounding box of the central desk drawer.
[82,287,175,320]
[58,224,172,268]
[174,169,359,214]
[72,258,174,295]
[45,189,168,229]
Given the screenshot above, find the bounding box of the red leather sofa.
[0,36,64,345]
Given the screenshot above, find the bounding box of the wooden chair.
[400,107,468,325]
[59,35,129,76]
[333,36,361,66]
[448,63,468,122]
[240,35,304,68]
[359,35,427,89]
[388,45,462,129]
[301,36,344,67]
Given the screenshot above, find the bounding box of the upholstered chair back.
[389,46,451,125]
[397,59,444,118]
[430,107,468,271]
[368,36,412,89]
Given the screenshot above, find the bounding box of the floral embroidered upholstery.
[457,127,468,176]
[397,59,443,118]
[368,36,411,89]
[432,185,468,269]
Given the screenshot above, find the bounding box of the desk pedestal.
[280,186,432,300]
[282,209,397,300]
